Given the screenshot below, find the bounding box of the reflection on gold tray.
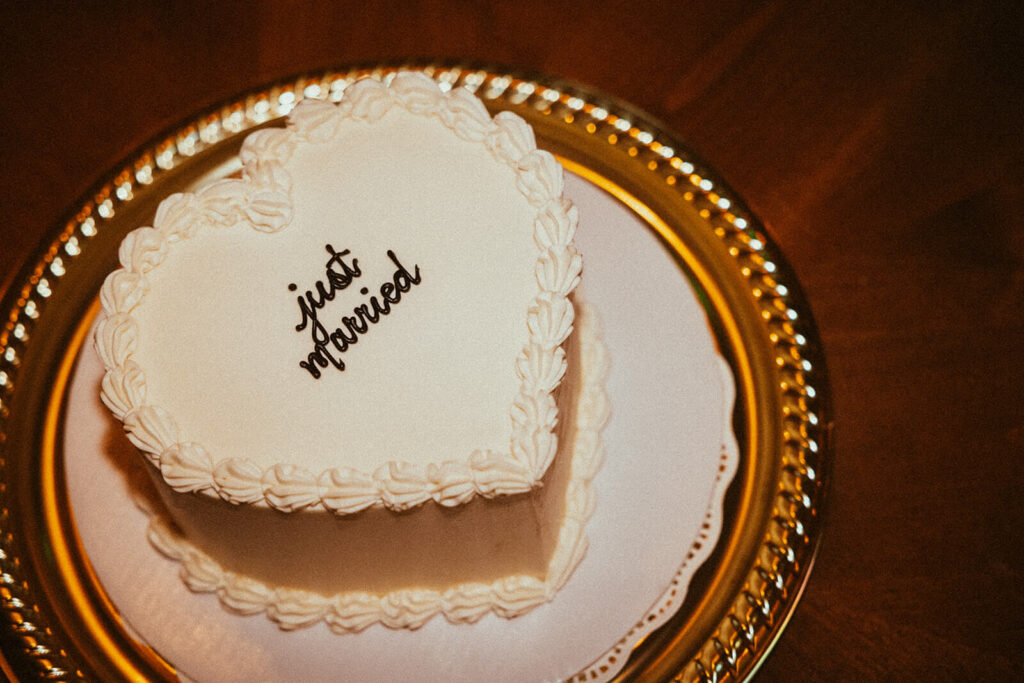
[0,62,830,681]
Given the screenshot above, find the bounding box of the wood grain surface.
[1,3,1021,680]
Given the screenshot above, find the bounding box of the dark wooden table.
[2,3,1021,680]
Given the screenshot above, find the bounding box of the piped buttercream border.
[94,72,582,515]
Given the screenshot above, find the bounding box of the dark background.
[1,3,1021,680]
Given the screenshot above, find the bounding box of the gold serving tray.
[0,63,831,681]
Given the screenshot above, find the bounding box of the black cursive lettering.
[299,343,345,379]
[294,245,362,346]
[329,326,358,354]
[389,249,422,292]
[293,248,422,379]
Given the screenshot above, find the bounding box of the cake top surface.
[95,72,581,515]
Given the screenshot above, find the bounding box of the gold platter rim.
[0,61,831,682]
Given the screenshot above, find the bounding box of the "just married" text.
[289,244,422,379]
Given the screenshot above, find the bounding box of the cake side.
[93,72,582,515]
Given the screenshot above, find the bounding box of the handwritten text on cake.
[290,244,422,378]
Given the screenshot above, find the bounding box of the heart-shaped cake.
[95,72,607,631]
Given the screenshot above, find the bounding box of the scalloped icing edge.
[146,304,608,632]
[95,71,582,515]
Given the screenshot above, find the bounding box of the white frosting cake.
[94,72,607,631]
